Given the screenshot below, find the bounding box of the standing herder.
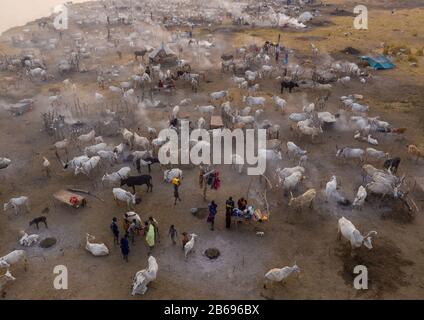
[149,216,160,243]
[207,201,218,231]
[199,166,205,189]
[284,49,289,65]
[225,197,235,229]
[172,177,182,205]
[110,217,120,245]
[146,223,155,255]
[120,234,130,262]
[127,219,138,244]
[275,44,281,62]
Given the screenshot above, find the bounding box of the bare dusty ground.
[1,0,424,300]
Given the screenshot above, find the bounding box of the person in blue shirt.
[207,201,218,231]
[120,234,130,262]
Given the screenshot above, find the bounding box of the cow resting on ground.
[19,231,39,247]
[85,234,109,256]
[132,256,158,295]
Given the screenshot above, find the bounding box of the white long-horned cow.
[74,156,101,176]
[85,234,109,256]
[84,143,108,157]
[184,234,197,260]
[264,263,300,289]
[243,96,266,107]
[132,256,158,295]
[210,90,228,101]
[78,130,96,144]
[102,167,131,185]
[352,185,367,209]
[4,196,30,215]
[113,188,136,209]
[0,250,28,270]
[337,217,377,250]
[287,142,307,160]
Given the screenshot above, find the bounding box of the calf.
[121,175,153,194]
[29,216,48,230]
[289,189,316,211]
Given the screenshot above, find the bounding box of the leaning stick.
[67,188,105,202]
[260,174,273,190]
[261,188,270,219]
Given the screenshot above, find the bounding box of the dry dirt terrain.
[0,0,424,300]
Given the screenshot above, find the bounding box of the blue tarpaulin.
[360,55,395,70]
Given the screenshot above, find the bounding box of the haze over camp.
[0,0,424,300]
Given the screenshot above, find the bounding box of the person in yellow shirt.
[146,222,155,255]
[172,178,182,205]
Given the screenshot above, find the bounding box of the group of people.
[207,196,249,231]
[110,214,159,262]
[110,214,192,261]
[263,38,289,65]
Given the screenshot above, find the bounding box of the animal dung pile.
[205,248,220,260]
[336,238,413,297]
[39,237,57,248]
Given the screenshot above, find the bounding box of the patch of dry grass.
[232,8,424,84]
